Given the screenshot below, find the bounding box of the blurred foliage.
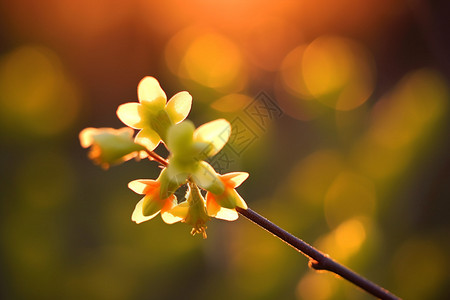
[1,0,449,299]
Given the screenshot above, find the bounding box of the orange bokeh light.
[165,26,246,92]
[280,35,375,111]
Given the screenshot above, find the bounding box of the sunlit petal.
[161,211,184,224]
[116,103,143,128]
[206,193,221,216]
[192,161,224,194]
[138,76,167,108]
[135,128,161,150]
[161,202,189,224]
[222,172,249,188]
[161,195,177,213]
[214,207,239,221]
[165,91,192,124]
[233,191,248,209]
[128,179,158,194]
[193,119,231,157]
[167,120,195,155]
[116,127,136,137]
[79,127,96,148]
[142,194,164,216]
[79,127,145,169]
[131,198,160,224]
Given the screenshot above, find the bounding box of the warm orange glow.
[324,171,376,228]
[280,36,375,116]
[280,44,313,99]
[183,33,243,89]
[314,217,369,263]
[297,272,336,300]
[166,27,246,92]
[334,218,366,254]
[0,46,80,136]
[243,17,303,71]
[302,36,375,111]
[1,0,448,299]
[210,93,253,113]
[287,150,343,205]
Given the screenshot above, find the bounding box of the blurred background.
[1,0,449,299]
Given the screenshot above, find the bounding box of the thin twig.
[144,149,399,298]
[236,207,401,300]
[145,150,169,166]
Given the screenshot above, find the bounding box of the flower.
[116,76,192,150]
[206,172,249,221]
[79,127,146,169]
[166,119,231,193]
[129,173,179,224]
[162,182,210,238]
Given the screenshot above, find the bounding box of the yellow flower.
[129,178,177,224]
[79,127,146,169]
[206,172,249,221]
[116,76,192,150]
[166,119,231,193]
[162,182,210,238]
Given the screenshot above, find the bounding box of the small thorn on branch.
[236,207,401,300]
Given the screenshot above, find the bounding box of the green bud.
[142,194,163,217]
[79,127,145,169]
[185,183,210,238]
[150,109,173,142]
[167,121,195,156]
[158,167,188,199]
[192,161,225,194]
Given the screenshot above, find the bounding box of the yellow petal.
[131,198,160,224]
[116,103,144,128]
[233,190,248,209]
[167,120,195,155]
[165,91,192,124]
[135,128,161,151]
[79,127,97,148]
[192,161,225,194]
[161,202,189,224]
[137,76,167,108]
[116,127,136,138]
[206,193,220,216]
[223,172,249,188]
[214,207,239,221]
[193,119,231,157]
[128,179,158,194]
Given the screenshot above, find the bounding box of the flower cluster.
[79,76,248,237]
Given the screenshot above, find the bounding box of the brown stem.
[145,150,168,167]
[143,149,399,298]
[236,207,401,300]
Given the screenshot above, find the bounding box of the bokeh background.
[1,1,449,299]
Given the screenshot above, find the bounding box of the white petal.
[131,198,160,224]
[138,76,167,107]
[116,103,143,128]
[165,91,192,124]
[193,119,231,157]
